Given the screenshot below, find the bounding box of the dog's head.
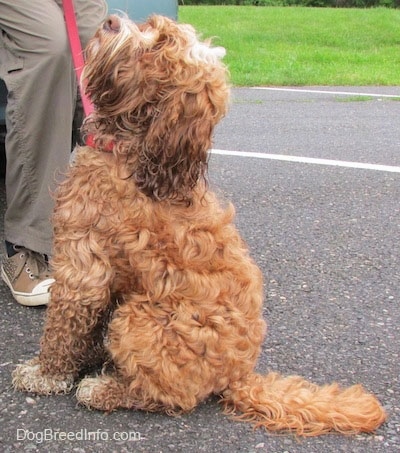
[83,15,230,203]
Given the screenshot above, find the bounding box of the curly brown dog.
[12,14,386,436]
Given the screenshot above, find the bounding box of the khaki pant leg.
[0,0,107,256]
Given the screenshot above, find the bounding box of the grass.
[178,6,400,86]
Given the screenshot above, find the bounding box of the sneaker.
[1,247,54,306]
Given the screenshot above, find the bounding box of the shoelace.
[15,247,51,279]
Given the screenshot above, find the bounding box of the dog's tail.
[220,372,386,436]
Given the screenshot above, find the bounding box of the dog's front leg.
[13,255,113,395]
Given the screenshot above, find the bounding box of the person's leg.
[0,0,106,257]
[0,0,106,305]
[0,0,75,257]
[71,0,108,48]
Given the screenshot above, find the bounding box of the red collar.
[86,134,114,152]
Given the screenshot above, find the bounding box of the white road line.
[211,149,400,173]
[250,87,400,99]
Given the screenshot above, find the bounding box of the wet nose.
[103,15,121,32]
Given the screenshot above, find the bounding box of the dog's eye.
[103,15,121,33]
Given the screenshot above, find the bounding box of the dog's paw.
[76,375,127,411]
[12,358,74,395]
[76,376,96,408]
[76,376,110,409]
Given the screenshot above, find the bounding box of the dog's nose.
[103,15,121,32]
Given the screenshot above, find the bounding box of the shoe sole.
[1,266,53,306]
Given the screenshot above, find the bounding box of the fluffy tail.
[221,372,387,436]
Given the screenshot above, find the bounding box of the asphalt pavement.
[0,87,399,452]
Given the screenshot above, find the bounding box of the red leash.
[62,0,94,117]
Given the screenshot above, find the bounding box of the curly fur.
[12,15,386,436]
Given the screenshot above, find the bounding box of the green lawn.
[179,6,400,86]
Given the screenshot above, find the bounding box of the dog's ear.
[134,89,215,203]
